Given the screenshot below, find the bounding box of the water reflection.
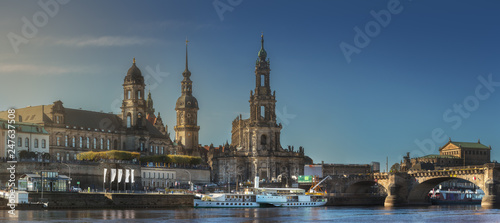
[2,206,499,222]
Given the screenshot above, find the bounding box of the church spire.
[183,38,191,78]
[258,33,267,60]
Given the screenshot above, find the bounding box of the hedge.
[77,150,140,161]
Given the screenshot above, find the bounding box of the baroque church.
[206,35,305,185]
[0,42,200,161]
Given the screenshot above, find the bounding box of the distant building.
[304,165,323,177]
[18,171,70,192]
[401,139,492,171]
[208,35,305,184]
[0,119,49,161]
[141,167,176,189]
[321,162,372,176]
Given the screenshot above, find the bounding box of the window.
[25,138,29,148]
[42,139,46,148]
[138,90,142,99]
[57,153,60,161]
[161,147,164,155]
[74,154,77,160]
[140,142,144,151]
[34,139,39,148]
[114,140,118,150]
[127,114,131,128]
[100,138,104,150]
[127,90,131,99]
[18,138,22,147]
[19,115,22,122]
[79,137,83,148]
[137,113,142,126]
[107,139,110,150]
[261,135,267,145]
[150,145,153,153]
[260,106,265,118]
[66,153,69,161]
[261,74,265,86]
[86,137,90,148]
[93,138,97,149]
[155,146,158,154]
[65,135,68,147]
[72,136,76,147]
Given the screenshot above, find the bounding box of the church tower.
[249,34,282,151]
[121,58,147,129]
[175,39,200,154]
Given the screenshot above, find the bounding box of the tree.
[390,163,401,173]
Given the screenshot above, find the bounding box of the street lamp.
[62,163,71,191]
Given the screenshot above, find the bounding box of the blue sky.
[1,0,500,168]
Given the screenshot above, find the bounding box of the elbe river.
[1,205,500,222]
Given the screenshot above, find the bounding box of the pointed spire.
[258,33,267,60]
[183,37,191,77]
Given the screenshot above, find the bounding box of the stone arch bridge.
[325,163,500,207]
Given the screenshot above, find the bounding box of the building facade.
[0,119,50,161]
[141,167,176,189]
[401,140,492,171]
[0,59,185,162]
[208,35,305,185]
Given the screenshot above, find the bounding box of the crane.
[306,175,332,195]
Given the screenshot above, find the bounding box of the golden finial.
[185,37,189,45]
[133,57,136,64]
[261,31,263,38]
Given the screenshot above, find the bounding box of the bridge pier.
[481,179,499,208]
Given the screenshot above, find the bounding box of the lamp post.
[62,163,71,191]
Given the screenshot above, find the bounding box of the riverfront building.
[0,119,50,161]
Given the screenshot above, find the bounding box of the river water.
[1,205,499,222]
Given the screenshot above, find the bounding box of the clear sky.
[1,0,500,169]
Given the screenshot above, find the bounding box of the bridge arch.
[407,176,484,205]
[345,180,387,195]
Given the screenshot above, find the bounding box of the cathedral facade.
[208,35,305,185]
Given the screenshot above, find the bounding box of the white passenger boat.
[194,176,328,208]
[194,193,260,208]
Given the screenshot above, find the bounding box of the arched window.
[66,153,69,161]
[161,147,164,155]
[140,142,144,151]
[100,138,104,150]
[79,137,83,148]
[65,135,68,147]
[114,140,118,150]
[93,138,97,149]
[34,139,39,148]
[56,137,61,146]
[261,74,265,86]
[155,146,158,154]
[18,138,22,147]
[72,136,76,147]
[107,139,110,150]
[127,90,131,99]
[25,138,29,148]
[150,145,153,153]
[261,135,267,145]
[42,139,46,148]
[138,90,142,99]
[86,137,90,148]
[57,153,60,161]
[260,106,265,118]
[127,113,131,128]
